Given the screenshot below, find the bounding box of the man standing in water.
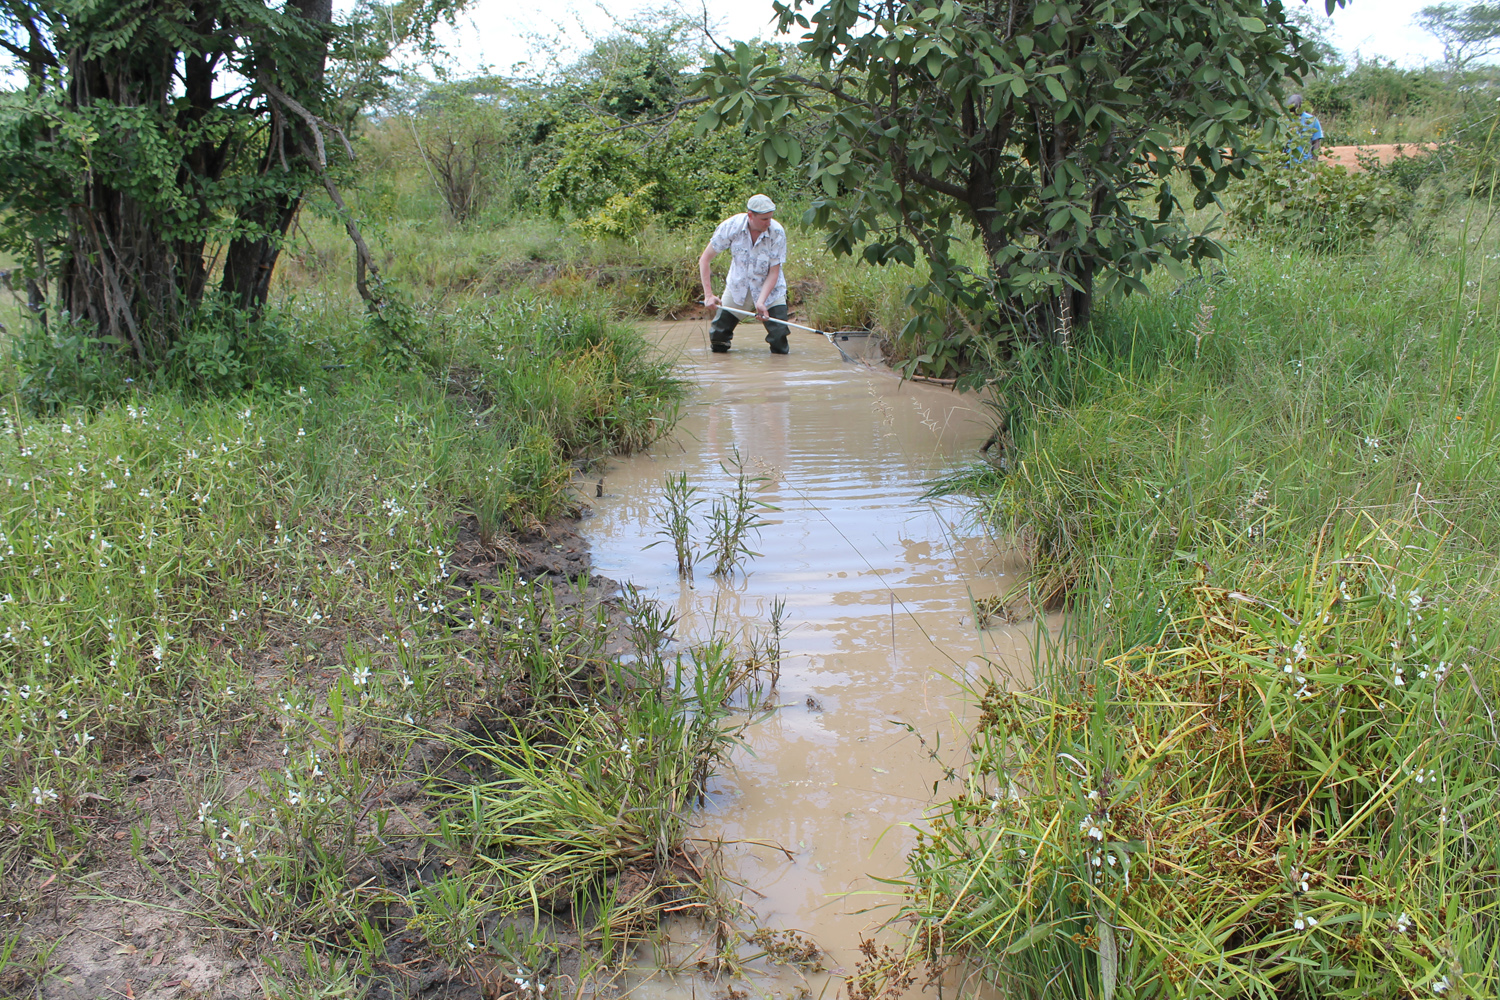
[699,194,791,354]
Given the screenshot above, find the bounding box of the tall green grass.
[902,232,1500,998]
[0,294,694,992]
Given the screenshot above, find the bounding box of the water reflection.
[583,323,1036,999]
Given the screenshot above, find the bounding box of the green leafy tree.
[696,0,1339,362]
[538,117,765,229]
[1417,2,1500,71]
[0,0,460,365]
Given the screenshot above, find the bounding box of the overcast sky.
[427,0,1448,78]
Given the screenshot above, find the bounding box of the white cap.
[746,194,776,213]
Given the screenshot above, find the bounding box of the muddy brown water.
[583,322,1040,999]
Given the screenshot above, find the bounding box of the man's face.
[747,209,774,233]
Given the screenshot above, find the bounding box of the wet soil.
[13,521,623,1000]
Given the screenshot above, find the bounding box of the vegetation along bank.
[2,0,1500,997]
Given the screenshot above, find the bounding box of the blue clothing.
[1289,111,1323,163]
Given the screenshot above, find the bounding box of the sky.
[427,0,1450,79]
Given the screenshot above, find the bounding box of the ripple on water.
[585,321,1039,999]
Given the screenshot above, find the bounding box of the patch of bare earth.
[8,519,625,1000]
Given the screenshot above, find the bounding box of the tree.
[1416,2,1500,71]
[0,0,459,366]
[696,0,1339,365]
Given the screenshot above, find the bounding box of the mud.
[14,518,618,1000]
[580,322,1042,999]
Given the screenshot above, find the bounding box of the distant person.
[699,194,791,354]
[1287,94,1323,163]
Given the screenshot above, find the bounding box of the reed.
[704,448,776,578]
[648,470,702,578]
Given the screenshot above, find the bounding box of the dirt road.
[1321,142,1435,172]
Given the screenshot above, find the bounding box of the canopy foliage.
[696,0,1342,364]
[0,0,462,364]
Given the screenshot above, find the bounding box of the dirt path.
[1321,142,1436,172]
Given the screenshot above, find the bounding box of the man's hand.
[755,300,769,321]
[704,293,721,310]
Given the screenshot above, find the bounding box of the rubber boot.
[764,304,791,354]
[709,308,738,352]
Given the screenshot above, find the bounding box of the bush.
[12,296,319,413]
[574,182,659,242]
[537,117,783,230]
[164,298,316,396]
[11,313,131,415]
[1230,159,1405,250]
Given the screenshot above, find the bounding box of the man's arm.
[699,245,720,308]
[755,264,781,320]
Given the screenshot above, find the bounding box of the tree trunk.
[220,0,334,314]
[57,39,182,363]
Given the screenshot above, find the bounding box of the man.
[699,194,791,354]
[1287,94,1323,163]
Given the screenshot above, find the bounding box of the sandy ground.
[1321,143,1436,172]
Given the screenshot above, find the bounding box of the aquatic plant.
[704,448,775,578]
[648,470,702,578]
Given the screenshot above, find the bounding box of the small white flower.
[1433,976,1450,995]
[351,666,371,686]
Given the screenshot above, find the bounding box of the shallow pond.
[582,321,1037,998]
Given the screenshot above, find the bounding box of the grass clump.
[903,523,1499,998]
[905,225,1500,998]
[0,293,717,996]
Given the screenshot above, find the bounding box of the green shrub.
[1230,159,1405,250]
[163,298,315,395]
[574,182,659,242]
[11,313,130,415]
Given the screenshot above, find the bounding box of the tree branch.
[0,36,55,68]
[910,169,973,203]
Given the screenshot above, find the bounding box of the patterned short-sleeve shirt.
[710,213,788,307]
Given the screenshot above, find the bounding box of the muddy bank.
[9,517,666,1000]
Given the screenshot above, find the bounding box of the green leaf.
[1004,920,1061,954]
